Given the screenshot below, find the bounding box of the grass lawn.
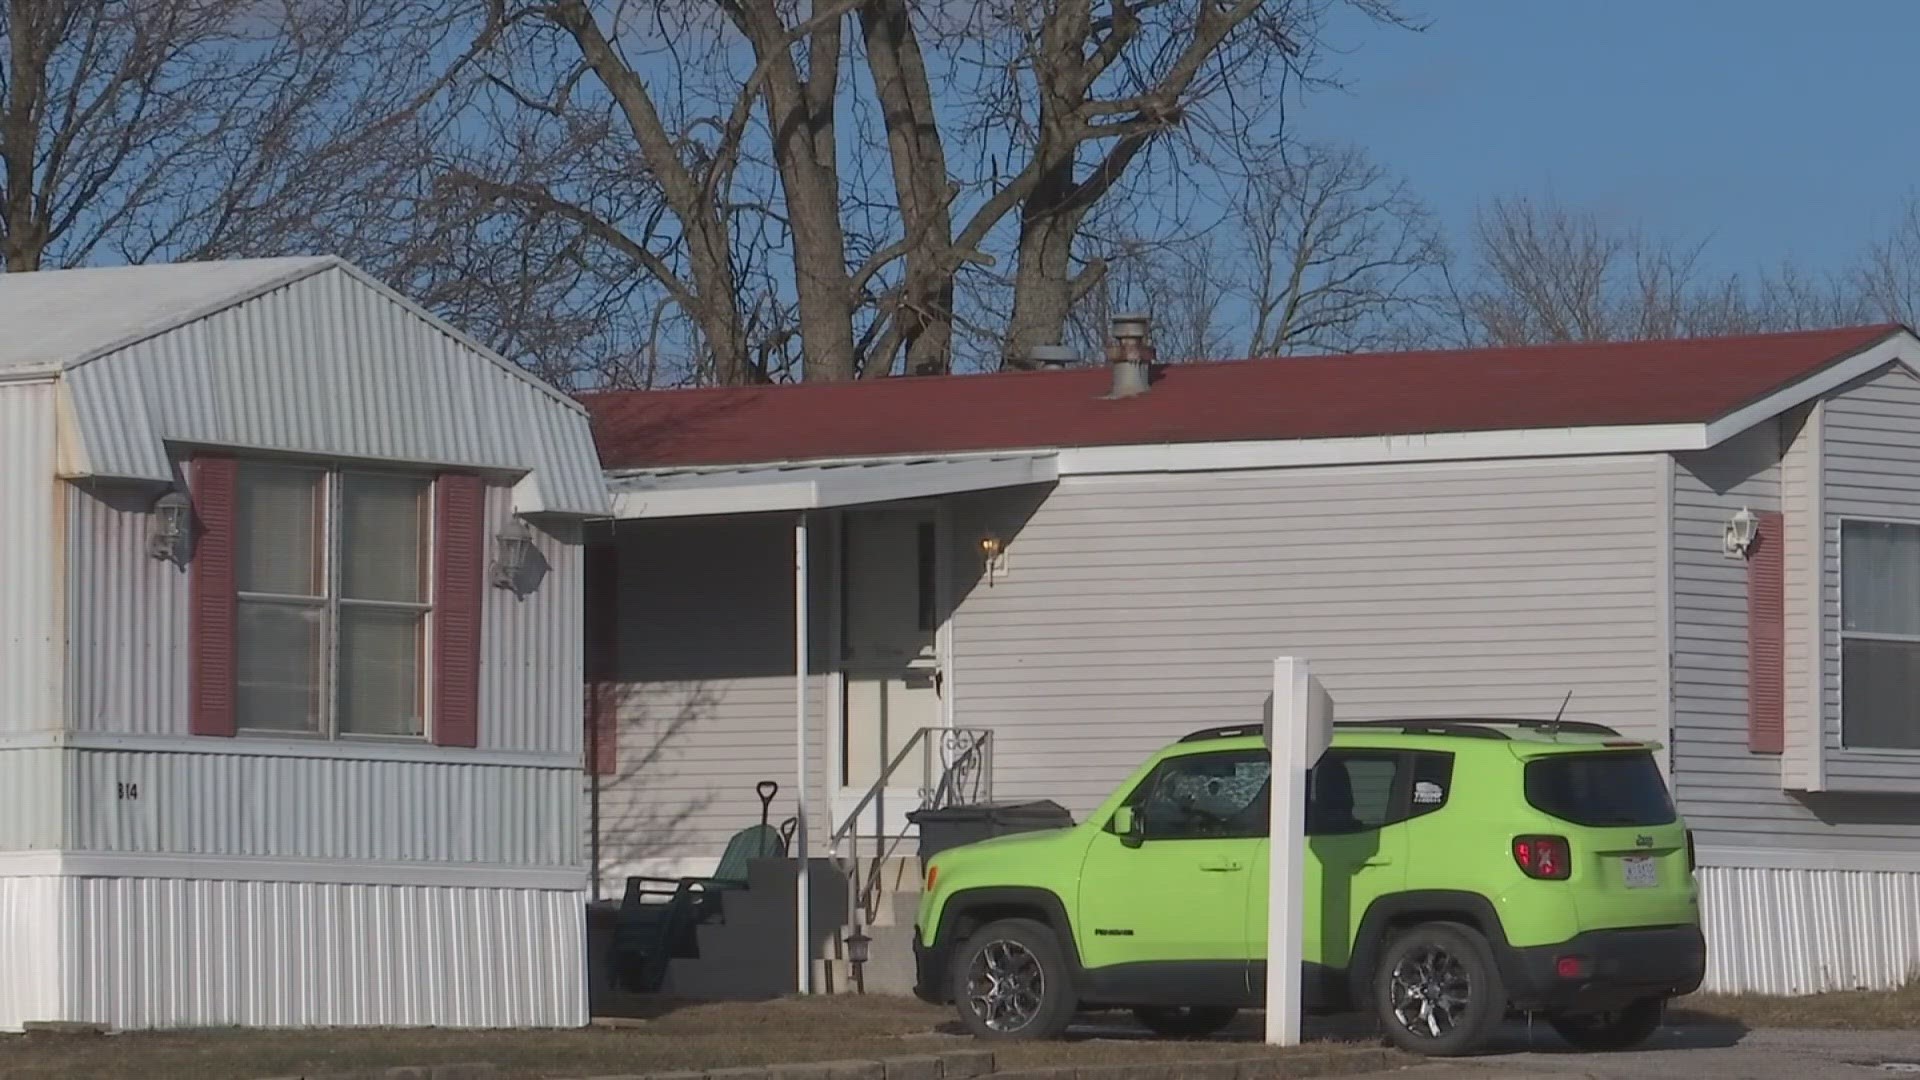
[1674,981,1920,1031]
[0,997,1397,1080]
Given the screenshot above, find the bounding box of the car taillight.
[1513,835,1571,880]
[926,864,939,892]
[1686,829,1696,872]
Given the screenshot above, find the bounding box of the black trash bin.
[909,800,1075,860]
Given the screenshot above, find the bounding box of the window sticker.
[1413,780,1445,805]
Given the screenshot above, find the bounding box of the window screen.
[1841,520,1920,750]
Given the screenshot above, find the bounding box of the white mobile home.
[582,320,1920,998]
[0,258,605,1030]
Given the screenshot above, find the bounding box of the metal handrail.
[828,726,993,925]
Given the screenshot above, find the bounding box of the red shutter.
[583,539,620,776]
[188,456,240,737]
[433,474,486,748]
[1748,509,1785,754]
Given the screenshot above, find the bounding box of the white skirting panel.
[0,878,64,1031]
[0,876,585,1031]
[1699,865,1920,995]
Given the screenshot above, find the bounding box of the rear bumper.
[1501,924,1706,1012]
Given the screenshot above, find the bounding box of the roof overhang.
[607,451,1059,519]
[600,331,1920,501]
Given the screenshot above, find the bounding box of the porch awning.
[605,450,1059,519]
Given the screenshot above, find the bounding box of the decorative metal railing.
[828,726,993,925]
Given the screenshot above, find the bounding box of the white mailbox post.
[1264,656,1334,1046]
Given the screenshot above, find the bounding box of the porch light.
[146,490,192,562]
[1723,507,1759,559]
[490,517,537,589]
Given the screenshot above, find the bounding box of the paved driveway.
[1386,1023,1920,1080]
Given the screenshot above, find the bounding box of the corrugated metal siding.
[0,749,65,852]
[66,480,191,735]
[479,483,582,757]
[0,877,62,1030]
[70,475,581,756]
[55,876,585,1029]
[593,519,832,875]
[1822,362,1920,790]
[64,749,578,866]
[1700,865,1920,993]
[948,459,1668,816]
[0,381,58,734]
[60,265,605,516]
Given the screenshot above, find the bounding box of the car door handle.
[1199,857,1245,872]
[1362,858,1394,867]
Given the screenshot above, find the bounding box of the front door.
[1075,749,1268,1006]
[1248,748,1411,1007]
[836,505,945,836]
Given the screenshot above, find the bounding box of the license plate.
[1622,856,1658,889]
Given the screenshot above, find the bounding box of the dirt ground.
[4,985,1915,1080]
[0,996,1380,1079]
[1673,980,1920,1030]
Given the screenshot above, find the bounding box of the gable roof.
[585,324,1910,471]
[0,257,334,373]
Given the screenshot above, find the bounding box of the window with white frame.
[234,462,432,737]
[1841,518,1920,750]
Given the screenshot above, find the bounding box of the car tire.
[1132,1005,1238,1039]
[1548,997,1664,1051]
[949,918,1077,1040]
[1371,921,1506,1057]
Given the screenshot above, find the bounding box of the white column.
[795,513,812,994]
[1266,656,1332,1046]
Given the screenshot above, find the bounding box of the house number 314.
[116,782,139,802]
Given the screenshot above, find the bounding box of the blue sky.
[1295,0,1920,277]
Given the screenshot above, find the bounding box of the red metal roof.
[584,325,1904,470]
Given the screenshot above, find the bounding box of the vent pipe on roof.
[1027,344,1078,368]
[1104,311,1154,398]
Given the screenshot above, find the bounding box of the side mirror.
[1112,806,1144,848]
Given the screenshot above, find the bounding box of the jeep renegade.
[912,719,1706,1056]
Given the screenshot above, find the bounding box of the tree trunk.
[2,0,48,272]
[860,0,953,376]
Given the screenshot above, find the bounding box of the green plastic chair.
[608,811,792,992]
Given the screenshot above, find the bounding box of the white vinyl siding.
[948,457,1668,817]
[1823,363,1920,791]
[592,519,832,887]
[1669,421,1788,843]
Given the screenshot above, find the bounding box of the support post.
[1266,656,1333,1046]
[795,513,812,994]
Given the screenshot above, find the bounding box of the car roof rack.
[1178,724,1266,743]
[1332,717,1625,741]
[1180,717,1627,745]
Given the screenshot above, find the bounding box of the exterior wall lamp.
[1723,507,1760,559]
[979,533,1007,585]
[490,517,537,589]
[147,490,192,563]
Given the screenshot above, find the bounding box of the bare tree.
[441,0,1410,384]
[1233,141,1445,354]
[0,1,480,274]
[1450,195,1877,347]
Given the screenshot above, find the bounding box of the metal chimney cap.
[1110,311,1153,342]
[1027,344,1078,366]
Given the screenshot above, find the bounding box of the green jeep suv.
[912,719,1705,1056]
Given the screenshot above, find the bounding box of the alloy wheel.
[1389,944,1473,1040]
[963,938,1047,1033]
